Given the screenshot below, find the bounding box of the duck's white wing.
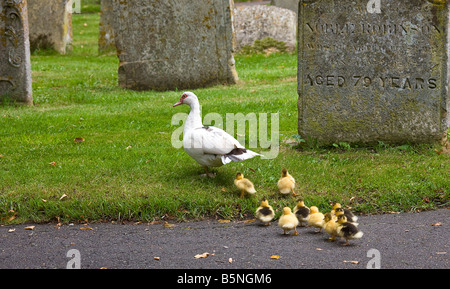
[186,126,241,155]
[184,126,261,165]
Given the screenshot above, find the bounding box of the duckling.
[322,213,338,241]
[278,207,299,235]
[335,207,358,225]
[255,198,275,226]
[234,172,256,198]
[336,215,363,246]
[307,206,324,233]
[277,168,297,196]
[293,199,310,227]
[332,203,358,222]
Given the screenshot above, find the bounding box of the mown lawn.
[0,13,448,224]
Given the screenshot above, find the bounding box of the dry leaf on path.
[343,260,359,264]
[8,228,15,233]
[270,255,280,259]
[431,222,442,226]
[154,257,161,261]
[243,219,256,223]
[194,252,212,259]
[163,223,176,228]
[24,226,35,230]
[80,226,94,231]
[218,219,230,223]
[228,258,233,264]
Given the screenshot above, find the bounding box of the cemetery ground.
[0,12,449,226]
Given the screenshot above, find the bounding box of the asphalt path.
[0,209,448,270]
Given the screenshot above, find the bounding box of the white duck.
[173,92,262,177]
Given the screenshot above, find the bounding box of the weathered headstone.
[28,0,72,54]
[0,0,33,105]
[112,0,238,91]
[298,0,450,145]
[271,0,299,13]
[234,5,297,51]
[98,0,115,54]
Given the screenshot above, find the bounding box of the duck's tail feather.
[221,148,262,165]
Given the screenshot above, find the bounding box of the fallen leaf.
[431,222,442,226]
[270,255,280,259]
[41,199,47,203]
[125,145,132,150]
[59,194,67,201]
[8,228,15,233]
[228,258,233,264]
[74,137,85,143]
[80,226,94,230]
[24,226,35,230]
[218,219,230,223]
[436,252,447,255]
[221,187,228,192]
[154,257,161,261]
[48,161,56,166]
[243,219,256,223]
[316,248,323,251]
[343,260,359,264]
[163,223,176,228]
[194,252,211,259]
[149,220,161,225]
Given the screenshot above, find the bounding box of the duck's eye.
[182,94,187,99]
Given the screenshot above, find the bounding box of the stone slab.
[112,0,238,91]
[234,5,297,51]
[0,0,33,105]
[98,0,115,54]
[28,0,72,54]
[297,0,450,145]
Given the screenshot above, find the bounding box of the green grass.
[0,13,449,224]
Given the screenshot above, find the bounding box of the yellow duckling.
[307,206,324,233]
[336,215,363,246]
[332,203,358,223]
[322,213,338,241]
[255,198,275,226]
[277,168,297,196]
[234,172,256,198]
[335,207,358,225]
[278,207,299,235]
[293,200,310,227]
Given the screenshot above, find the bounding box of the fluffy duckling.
[332,203,358,222]
[336,215,363,246]
[234,172,256,198]
[293,200,310,227]
[277,168,297,196]
[255,198,275,226]
[278,207,299,235]
[335,207,358,225]
[307,206,324,233]
[322,213,338,241]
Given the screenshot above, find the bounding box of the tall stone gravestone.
[98,0,115,54]
[112,0,238,91]
[0,0,33,105]
[28,0,73,54]
[298,0,450,145]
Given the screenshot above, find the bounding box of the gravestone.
[0,0,33,105]
[98,0,115,54]
[112,0,238,91]
[298,0,450,145]
[234,5,297,51]
[27,0,72,54]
